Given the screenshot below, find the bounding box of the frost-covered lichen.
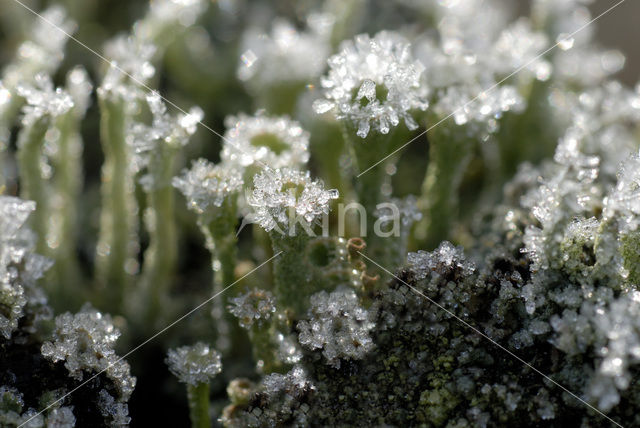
[297,287,374,368]
[314,31,429,138]
[165,342,222,386]
[41,305,136,400]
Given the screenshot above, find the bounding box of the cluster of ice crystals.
[603,151,640,233]
[40,305,136,400]
[314,31,429,138]
[45,406,76,428]
[297,287,374,368]
[97,389,131,427]
[247,168,338,233]
[586,291,640,411]
[17,74,74,127]
[0,196,51,339]
[228,288,276,329]
[238,14,332,89]
[166,342,222,386]
[173,158,243,216]
[407,241,475,282]
[99,36,157,100]
[262,365,311,396]
[221,113,310,171]
[129,92,203,182]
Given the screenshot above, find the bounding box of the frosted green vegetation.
[1,0,639,426]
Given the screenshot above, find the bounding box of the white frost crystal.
[130,92,203,180]
[228,288,276,329]
[221,113,310,171]
[0,196,51,339]
[314,31,429,138]
[41,305,136,400]
[297,287,374,368]
[97,390,131,427]
[173,158,243,216]
[17,74,74,127]
[603,151,640,233]
[247,168,338,233]
[166,342,222,386]
[45,406,76,428]
[238,14,332,88]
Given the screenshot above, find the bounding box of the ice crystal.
[314,31,429,138]
[173,158,243,217]
[228,288,276,329]
[247,168,338,234]
[166,342,222,386]
[297,287,374,368]
[407,241,475,283]
[238,14,332,89]
[0,196,51,339]
[45,406,76,428]
[130,92,203,181]
[97,390,131,427]
[603,151,640,232]
[41,305,136,400]
[17,74,74,127]
[99,36,156,100]
[221,113,310,171]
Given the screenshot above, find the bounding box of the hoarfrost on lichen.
[143,0,207,30]
[45,406,76,428]
[407,241,475,282]
[246,168,338,234]
[221,113,310,171]
[129,92,203,182]
[314,31,429,138]
[40,305,136,400]
[97,390,131,427]
[17,74,74,127]
[238,14,332,88]
[297,287,374,368]
[603,151,640,233]
[166,342,222,386]
[228,288,276,329]
[0,196,51,339]
[173,158,243,217]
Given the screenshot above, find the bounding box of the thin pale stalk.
[186,382,210,428]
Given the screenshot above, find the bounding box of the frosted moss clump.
[41,305,136,400]
[0,196,51,339]
[173,159,243,217]
[17,74,74,127]
[314,31,429,138]
[221,113,310,171]
[247,168,338,234]
[238,14,332,89]
[166,342,222,386]
[297,287,374,368]
[228,288,277,329]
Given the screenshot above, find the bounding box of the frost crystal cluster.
[17,74,74,127]
[41,305,136,400]
[173,158,243,217]
[247,168,338,233]
[228,288,277,329]
[314,31,429,138]
[297,287,374,368]
[221,113,310,171]
[0,196,51,339]
[165,342,222,386]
